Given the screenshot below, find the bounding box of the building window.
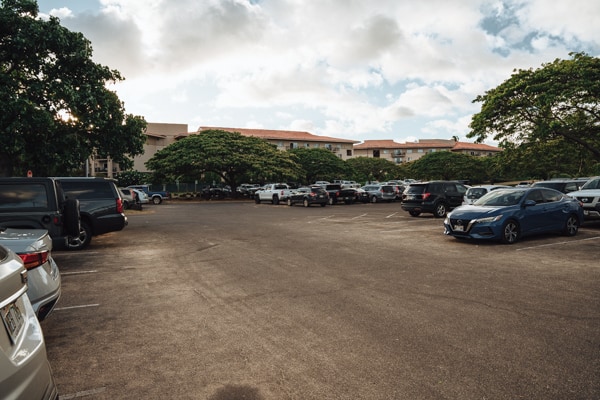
[418,149,424,153]
[346,149,352,156]
[304,143,310,148]
[407,149,413,153]
[325,144,332,150]
[290,142,298,149]
[373,150,380,158]
[313,143,320,148]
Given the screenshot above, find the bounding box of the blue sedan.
[444,187,584,244]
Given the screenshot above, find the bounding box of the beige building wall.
[132,122,189,173]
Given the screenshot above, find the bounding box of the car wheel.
[287,198,293,206]
[272,196,279,205]
[67,220,92,250]
[152,196,162,205]
[434,203,447,218]
[563,214,579,236]
[123,201,130,210]
[255,196,261,204]
[371,196,378,203]
[303,198,309,207]
[320,203,326,207]
[501,220,519,244]
[409,210,421,217]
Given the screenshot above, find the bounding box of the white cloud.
[37,0,600,143]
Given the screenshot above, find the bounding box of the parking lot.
[42,201,600,399]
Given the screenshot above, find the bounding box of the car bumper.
[28,257,61,321]
[443,222,501,241]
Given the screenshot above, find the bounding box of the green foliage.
[345,157,399,183]
[145,130,302,193]
[469,52,600,163]
[0,0,146,176]
[116,170,150,187]
[288,147,347,184]
[405,151,486,182]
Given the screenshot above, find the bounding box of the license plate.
[1,302,24,344]
[584,210,589,216]
[453,225,464,232]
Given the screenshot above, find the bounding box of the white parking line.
[61,270,98,276]
[54,304,100,311]
[386,212,398,218]
[352,213,368,220]
[61,387,107,399]
[517,235,600,251]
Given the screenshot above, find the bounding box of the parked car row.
[254,178,596,246]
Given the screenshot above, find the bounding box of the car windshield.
[467,188,487,198]
[580,178,600,190]
[474,190,525,206]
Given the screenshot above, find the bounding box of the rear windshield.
[61,181,115,199]
[0,184,49,209]
[406,185,426,194]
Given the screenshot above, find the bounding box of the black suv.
[0,177,127,250]
[57,177,127,249]
[401,181,468,217]
[0,177,80,250]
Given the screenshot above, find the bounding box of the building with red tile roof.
[128,123,501,173]
[354,139,501,164]
[198,126,359,160]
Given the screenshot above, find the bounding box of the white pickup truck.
[254,183,293,205]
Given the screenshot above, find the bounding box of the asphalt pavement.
[43,201,600,399]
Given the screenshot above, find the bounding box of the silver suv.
[361,184,396,203]
[0,243,59,399]
[567,176,600,220]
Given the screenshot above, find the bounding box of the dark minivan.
[401,181,468,218]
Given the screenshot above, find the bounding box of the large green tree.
[0,0,146,176]
[345,157,399,183]
[288,147,348,184]
[145,129,302,194]
[468,53,600,164]
[405,151,488,182]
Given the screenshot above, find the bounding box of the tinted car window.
[61,181,114,199]
[541,188,563,203]
[406,185,426,194]
[0,184,48,209]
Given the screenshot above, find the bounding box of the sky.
[38,0,600,145]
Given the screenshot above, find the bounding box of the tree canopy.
[145,129,301,193]
[404,151,493,183]
[0,0,146,176]
[468,52,600,164]
[288,147,348,184]
[345,157,399,183]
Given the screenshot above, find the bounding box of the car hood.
[0,228,51,253]
[449,204,509,219]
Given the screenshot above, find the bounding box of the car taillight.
[18,251,49,270]
[422,192,431,200]
[116,198,124,213]
[310,192,316,197]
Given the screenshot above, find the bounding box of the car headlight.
[474,215,503,224]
